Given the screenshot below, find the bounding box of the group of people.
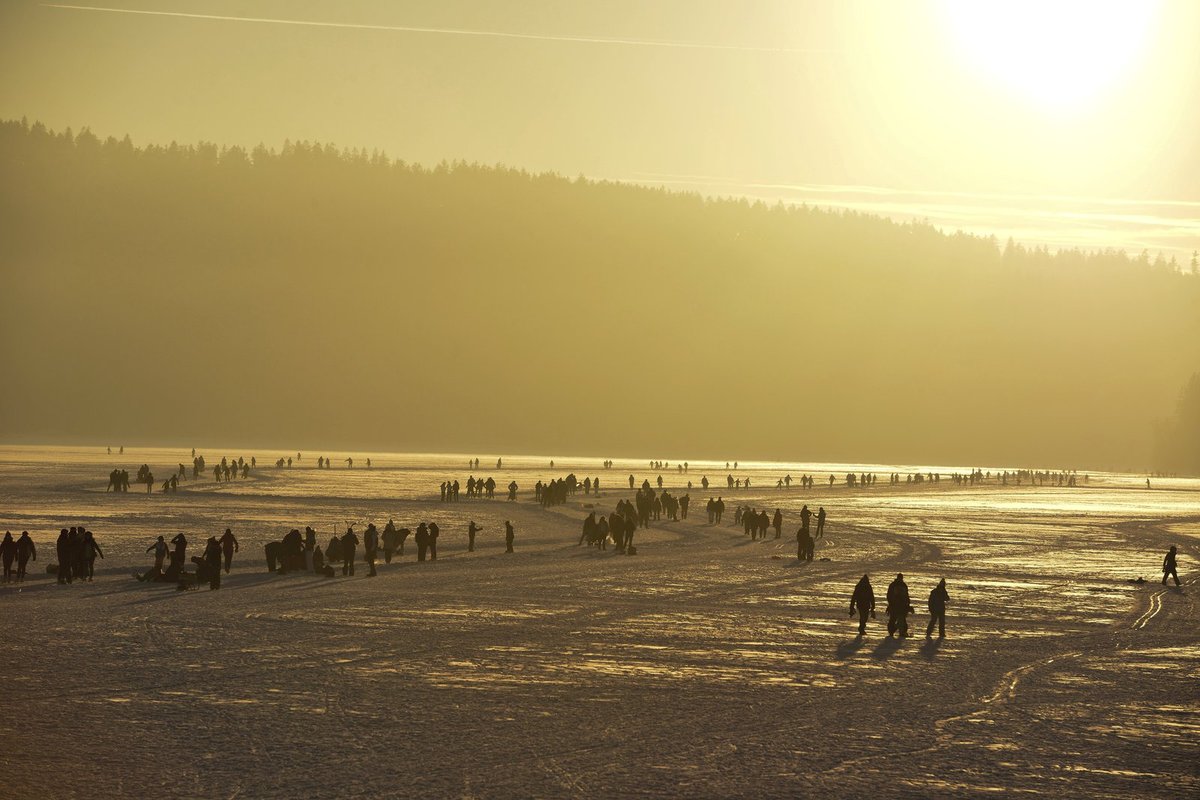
[849,573,950,638]
[141,529,239,589]
[51,527,104,583]
[579,501,639,553]
[0,531,37,582]
[262,518,520,579]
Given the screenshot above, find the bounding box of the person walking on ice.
[849,574,875,636]
[1162,546,1181,586]
[926,578,949,638]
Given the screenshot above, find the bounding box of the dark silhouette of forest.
[1,119,1197,470]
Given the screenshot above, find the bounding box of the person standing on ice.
[468,521,482,552]
[340,526,358,576]
[886,574,912,638]
[219,528,239,574]
[0,532,15,582]
[203,536,222,589]
[146,536,168,576]
[382,520,399,563]
[850,574,876,635]
[16,531,36,581]
[816,507,827,539]
[363,523,379,577]
[428,522,440,560]
[505,520,515,553]
[82,530,104,581]
[169,532,188,573]
[772,509,783,540]
[1162,546,1181,586]
[926,579,949,638]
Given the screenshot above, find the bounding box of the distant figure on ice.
[56,529,71,584]
[772,509,783,540]
[1162,546,1180,586]
[415,523,430,561]
[886,573,912,638]
[816,507,827,539]
[468,520,482,552]
[850,574,876,635]
[219,528,239,573]
[505,520,515,553]
[926,578,949,638]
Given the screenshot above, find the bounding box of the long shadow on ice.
[835,637,867,660]
[870,636,904,660]
[919,637,943,659]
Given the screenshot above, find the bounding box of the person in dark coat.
[341,527,359,576]
[147,535,168,577]
[850,574,875,635]
[772,509,783,540]
[886,573,912,638]
[82,530,104,581]
[56,529,71,584]
[0,532,15,582]
[468,521,482,552]
[415,523,429,562]
[796,527,814,561]
[204,536,222,589]
[926,578,949,638]
[382,520,399,563]
[16,532,36,582]
[505,520,515,553]
[428,522,440,560]
[363,523,379,577]
[170,533,188,572]
[219,528,239,573]
[1162,546,1180,586]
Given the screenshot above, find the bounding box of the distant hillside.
[1,119,1197,470]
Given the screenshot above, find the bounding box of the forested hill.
[1,119,1198,470]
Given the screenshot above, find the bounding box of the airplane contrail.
[42,4,839,54]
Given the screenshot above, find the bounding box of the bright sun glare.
[942,0,1160,110]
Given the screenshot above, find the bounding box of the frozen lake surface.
[1,445,1197,798]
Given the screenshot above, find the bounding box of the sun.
[941,0,1160,110]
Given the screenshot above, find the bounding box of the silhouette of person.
[772,509,783,540]
[341,526,359,576]
[305,526,317,572]
[850,574,876,635]
[82,530,104,581]
[0,532,15,582]
[382,519,398,563]
[147,535,168,577]
[1162,546,1180,586]
[56,529,71,584]
[363,523,379,577]
[415,523,429,562]
[468,520,482,552]
[428,522,440,560]
[816,507,826,539]
[219,528,239,573]
[170,532,187,572]
[15,531,35,581]
[926,578,949,638]
[505,520,515,553]
[204,536,222,589]
[886,573,912,638]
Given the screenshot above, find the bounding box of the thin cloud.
[42,4,839,54]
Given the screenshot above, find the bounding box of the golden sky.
[3,0,1198,259]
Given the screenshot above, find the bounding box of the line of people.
[849,573,950,638]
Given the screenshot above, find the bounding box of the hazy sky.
[2,0,1198,259]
